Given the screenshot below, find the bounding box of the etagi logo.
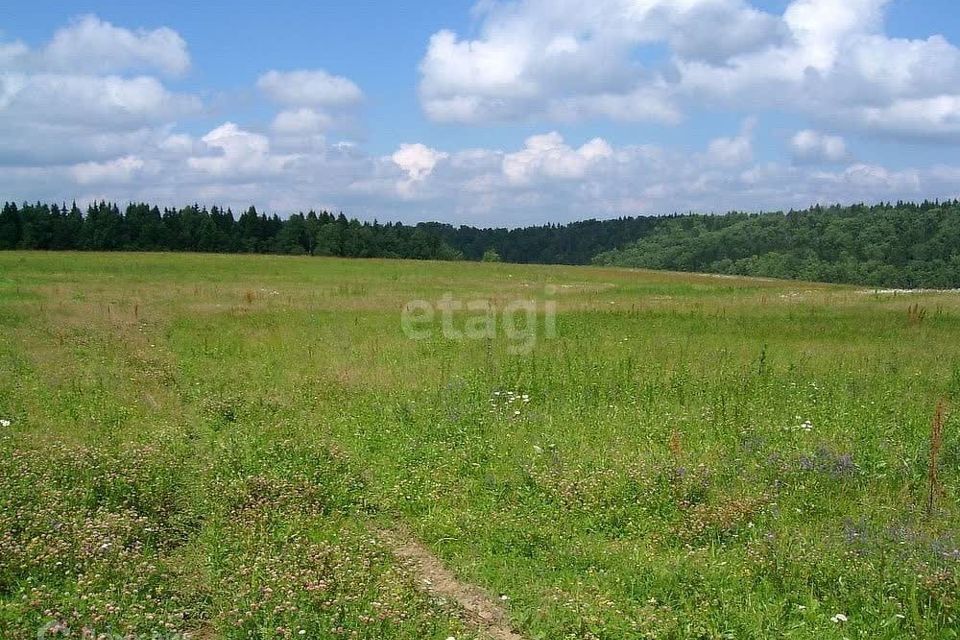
[401,286,558,354]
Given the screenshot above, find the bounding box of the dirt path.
[377,529,525,640]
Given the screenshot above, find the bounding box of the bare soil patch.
[377,529,525,640]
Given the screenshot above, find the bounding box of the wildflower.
[831,613,848,623]
[0,419,10,427]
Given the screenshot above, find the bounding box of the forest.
[0,202,462,261]
[0,200,659,264]
[594,200,960,288]
[5,199,960,287]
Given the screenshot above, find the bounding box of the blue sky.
[2,0,960,226]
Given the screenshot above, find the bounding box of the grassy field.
[1,251,958,639]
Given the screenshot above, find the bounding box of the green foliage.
[0,201,463,261]
[481,247,502,262]
[1,199,666,265]
[12,199,960,289]
[428,215,663,264]
[595,200,960,288]
[3,244,960,636]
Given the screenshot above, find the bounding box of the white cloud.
[0,15,199,167]
[418,1,700,124]
[40,15,190,76]
[502,132,613,185]
[2,73,199,127]
[2,10,960,229]
[392,143,448,181]
[271,108,334,135]
[790,130,848,164]
[704,120,755,168]
[7,116,960,227]
[188,122,293,177]
[159,133,195,155]
[418,0,960,140]
[419,0,785,124]
[258,70,363,107]
[71,155,145,185]
[843,96,960,139]
[783,0,887,69]
[389,143,449,198]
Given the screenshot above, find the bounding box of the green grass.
[1,251,958,639]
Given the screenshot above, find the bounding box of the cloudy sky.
[2,0,960,226]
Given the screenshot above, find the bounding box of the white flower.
[0,419,10,427]
[831,613,848,623]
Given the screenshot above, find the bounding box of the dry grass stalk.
[669,429,683,459]
[927,398,947,518]
[907,303,928,326]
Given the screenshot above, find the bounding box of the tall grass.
[1,251,959,638]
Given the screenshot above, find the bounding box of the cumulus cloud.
[71,155,145,185]
[502,132,613,185]
[1,10,959,229]
[417,2,694,124]
[40,15,191,76]
[388,143,449,198]
[258,70,363,107]
[418,0,792,123]
[188,123,293,177]
[392,143,448,181]
[257,70,363,140]
[790,130,848,164]
[271,108,334,135]
[0,15,190,76]
[6,116,960,227]
[418,0,960,139]
[2,74,199,128]
[703,120,755,168]
[0,15,199,167]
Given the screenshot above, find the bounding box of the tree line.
[594,200,960,288]
[0,200,661,264]
[6,199,960,288]
[0,202,461,260]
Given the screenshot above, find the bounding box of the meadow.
[0,251,958,639]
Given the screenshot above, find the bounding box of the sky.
[2,0,960,227]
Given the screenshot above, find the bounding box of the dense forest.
[595,200,960,288]
[0,202,462,260]
[0,201,659,264]
[427,216,663,264]
[5,199,960,287]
